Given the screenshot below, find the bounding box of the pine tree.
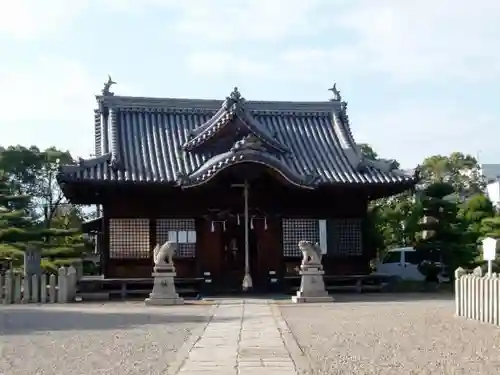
[0,173,39,268]
[480,216,500,239]
[416,182,477,279]
[0,173,86,273]
[39,206,87,273]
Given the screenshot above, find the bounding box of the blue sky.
[0,0,499,169]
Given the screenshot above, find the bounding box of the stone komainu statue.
[298,240,323,265]
[153,241,176,266]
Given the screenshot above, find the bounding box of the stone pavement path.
[176,300,298,374]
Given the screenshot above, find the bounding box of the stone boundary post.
[0,266,78,305]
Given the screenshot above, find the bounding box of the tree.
[364,205,387,261]
[0,146,85,271]
[460,194,495,245]
[480,216,500,239]
[359,143,400,169]
[361,144,410,254]
[419,152,484,198]
[416,182,477,277]
[0,145,75,227]
[41,205,89,270]
[359,143,378,160]
[371,193,422,251]
[475,215,500,272]
[0,172,42,267]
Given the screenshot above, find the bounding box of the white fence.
[455,266,500,325]
[0,266,78,304]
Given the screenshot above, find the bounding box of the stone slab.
[144,297,184,306]
[238,369,296,375]
[151,271,175,276]
[291,295,334,303]
[174,301,298,374]
[179,368,236,375]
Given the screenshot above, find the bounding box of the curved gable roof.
[58,87,417,188]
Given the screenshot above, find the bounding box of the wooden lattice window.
[109,219,150,259]
[282,219,319,257]
[329,219,362,257]
[156,219,196,258]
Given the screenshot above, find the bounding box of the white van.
[374,247,449,282]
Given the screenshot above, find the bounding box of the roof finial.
[225,87,245,110]
[328,83,342,101]
[102,74,117,96]
[230,87,242,101]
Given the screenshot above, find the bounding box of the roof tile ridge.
[59,153,112,173]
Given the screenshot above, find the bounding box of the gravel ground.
[279,293,500,375]
[0,302,213,375]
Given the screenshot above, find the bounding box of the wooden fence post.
[484,275,491,323]
[494,274,500,326]
[455,267,466,316]
[455,267,500,326]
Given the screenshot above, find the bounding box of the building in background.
[481,164,500,209]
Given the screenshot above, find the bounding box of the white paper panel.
[168,230,178,243]
[177,230,187,243]
[187,230,197,243]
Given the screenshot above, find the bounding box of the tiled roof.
[58,87,417,188]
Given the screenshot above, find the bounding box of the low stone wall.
[0,266,78,304]
[455,266,500,325]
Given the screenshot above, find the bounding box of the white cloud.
[0,53,139,157]
[169,0,500,83]
[0,57,97,157]
[0,0,89,40]
[336,0,500,83]
[164,0,324,43]
[352,104,498,168]
[100,0,327,42]
[0,57,96,122]
[186,52,272,77]
[1,0,498,164]
[5,0,497,82]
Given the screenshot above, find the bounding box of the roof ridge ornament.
[225,87,245,110]
[340,100,349,122]
[230,134,266,152]
[328,83,342,101]
[102,75,117,96]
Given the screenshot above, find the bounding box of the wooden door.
[196,219,223,281]
[253,218,283,291]
[220,221,248,292]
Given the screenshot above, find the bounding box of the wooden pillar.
[101,214,110,278]
[149,219,157,262]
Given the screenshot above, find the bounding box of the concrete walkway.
[177,300,298,374]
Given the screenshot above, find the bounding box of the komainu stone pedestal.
[145,267,184,306]
[291,264,334,303]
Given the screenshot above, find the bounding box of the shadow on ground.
[0,305,225,335]
[321,292,454,303]
[202,292,454,304]
[274,292,454,305]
